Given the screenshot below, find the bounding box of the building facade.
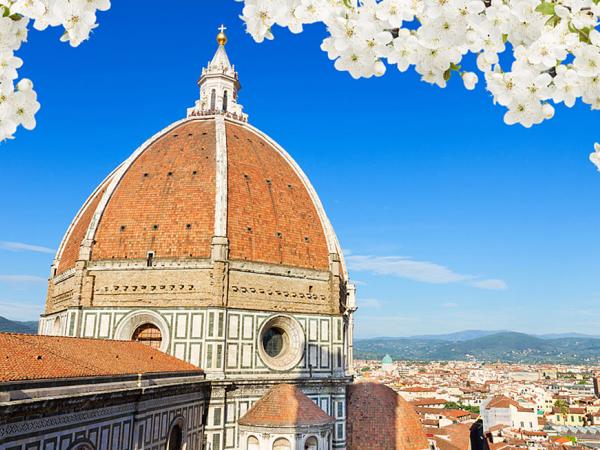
[4,28,435,450]
[37,30,356,450]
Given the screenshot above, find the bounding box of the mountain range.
[0,316,38,334]
[355,331,600,364]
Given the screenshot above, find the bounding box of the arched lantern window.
[223,90,228,111]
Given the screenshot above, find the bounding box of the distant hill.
[403,330,508,341]
[355,331,600,364]
[0,316,38,334]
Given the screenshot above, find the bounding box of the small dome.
[346,382,429,450]
[239,383,335,427]
[382,354,393,364]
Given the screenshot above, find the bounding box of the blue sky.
[0,1,599,337]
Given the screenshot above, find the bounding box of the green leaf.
[535,2,555,15]
[545,15,561,27]
[342,0,353,7]
[450,63,462,71]
[502,34,509,43]
[443,69,452,81]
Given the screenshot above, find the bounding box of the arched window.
[273,438,291,450]
[52,316,61,335]
[304,436,318,450]
[223,90,228,111]
[210,89,216,110]
[67,439,95,450]
[167,424,183,450]
[247,436,260,450]
[132,323,162,349]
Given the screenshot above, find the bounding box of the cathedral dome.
[43,30,353,338]
[54,117,341,274]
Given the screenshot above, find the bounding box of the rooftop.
[0,333,202,383]
[238,383,335,428]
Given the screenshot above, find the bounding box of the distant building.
[398,386,439,401]
[481,395,539,431]
[381,354,394,374]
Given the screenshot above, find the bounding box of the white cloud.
[0,274,47,283]
[442,302,458,308]
[346,253,508,290]
[0,241,55,254]
[358,297,382,308]
[468,279,508,290]
[347,254,470,284]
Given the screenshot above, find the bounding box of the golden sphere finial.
[217,24,227,45]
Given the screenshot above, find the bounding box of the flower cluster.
[0,0,110,140]
[239,0,600,141]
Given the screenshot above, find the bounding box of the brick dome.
[53,117,343,275]
[346,382,430,450]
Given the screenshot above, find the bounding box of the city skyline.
[0,1,599,337]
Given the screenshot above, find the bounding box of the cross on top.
[218,24,227,33]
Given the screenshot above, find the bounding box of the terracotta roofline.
[0,370,205,392]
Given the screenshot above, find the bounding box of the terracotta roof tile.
[93,120,216,261]
[238,384,334,427]
[226,123,329,269]
[57,119,332,273]
[347,382,429,450]
[0,333,202,382]
[487,395,534,413]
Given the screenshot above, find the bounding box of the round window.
[263,327,285,357]
[258,315,305,371]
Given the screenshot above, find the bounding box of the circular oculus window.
[258,315,305,371]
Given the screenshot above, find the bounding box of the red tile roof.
[238,384,334,427]
[432,423,472,450]
[347,382,429,450]
[487,395,534,413]
[411,398,448,406]
[0,333,202,382]
[57,119,331,274]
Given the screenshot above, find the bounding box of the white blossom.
[0,0,109,141]
[236,0,600,170]
[462,71,479,90]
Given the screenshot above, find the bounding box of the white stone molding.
[214,115,228,238]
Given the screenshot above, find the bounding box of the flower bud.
[462,72,478,90]
[17,78,33,91]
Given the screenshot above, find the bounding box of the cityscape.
[355,356,600,448]
[1,1,600,450]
